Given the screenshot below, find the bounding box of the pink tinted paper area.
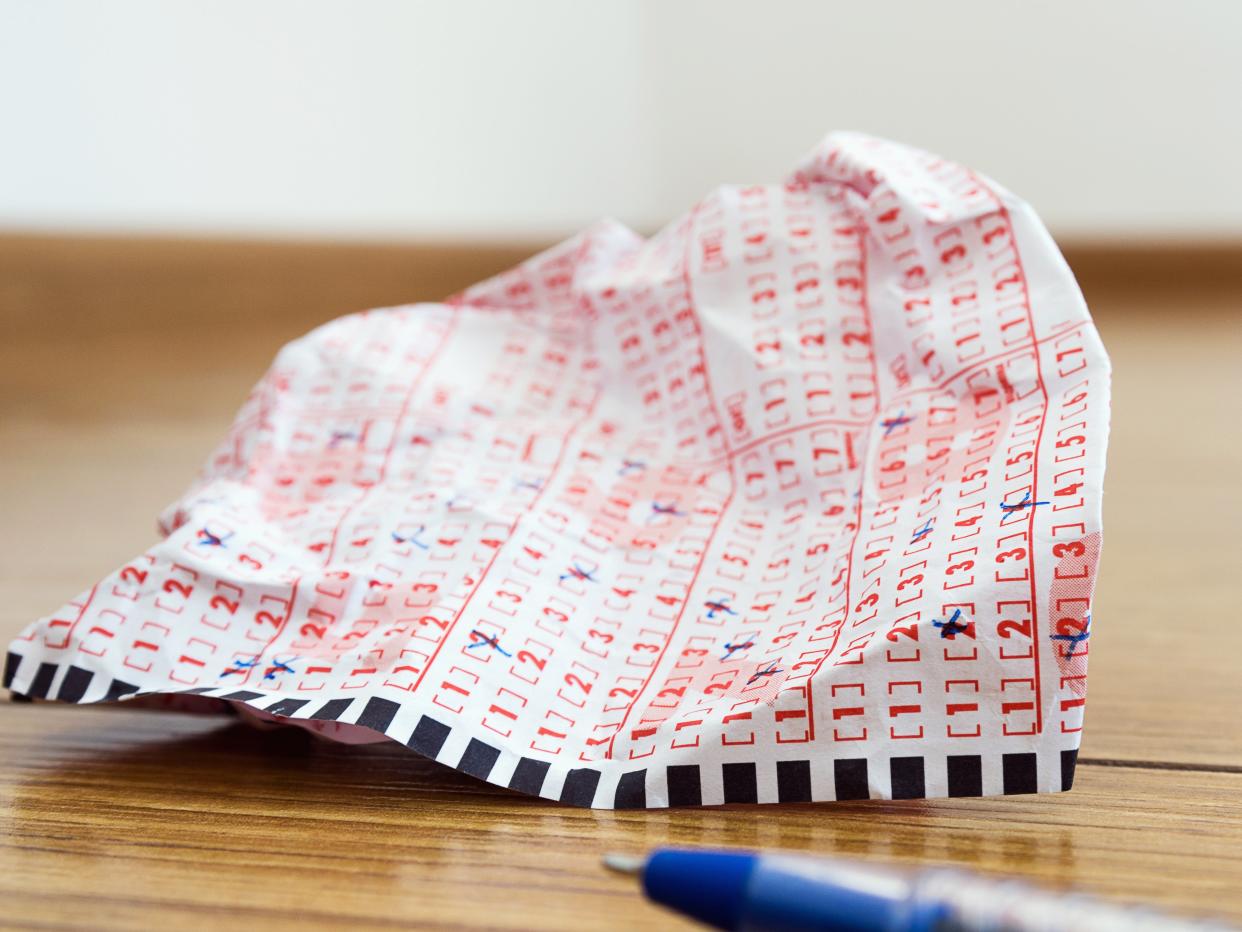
[5,132,1110,808]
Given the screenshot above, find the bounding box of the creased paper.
[5,133,1110,808]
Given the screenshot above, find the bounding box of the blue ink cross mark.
[1000,492,1049,513]
[328,429,358,449]
[1051,614,1092,658]
[722,640,753,660]
[618,459,647,476]
[747,661,783,685]
[560,563,597,583]
[263,657,297,680]
[220,657,259,677]
[651,501,685,519]
[933,608,970,639]
[705,598,737,619]
[881,411,913,436]
[467,630,512,657]
[197,528,233,548]
[392,526,429,550]
[911,519,935,543]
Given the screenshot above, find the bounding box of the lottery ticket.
[5,132,1109,808]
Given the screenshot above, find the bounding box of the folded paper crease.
[6,132,1109,808]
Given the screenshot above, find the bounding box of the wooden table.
[1,253,1240,929]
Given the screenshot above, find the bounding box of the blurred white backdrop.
[2,0,1239,240]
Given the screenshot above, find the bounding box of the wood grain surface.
[1,237,1240,929]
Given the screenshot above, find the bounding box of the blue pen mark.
[704,598,737,619]
[220,657,259,677]
[515,478,544,492]
[197,528,233,548]
[1000,491,1049,513]
[1051,614,1092,657]
[618,459,646,476]
[881,411,913,436]
[911,519,935,543]
[650,501,686,519]
[560,562,597,583]
[263,657,297,680]
[391,526,429,550]
[328,429,358,449]
[722,640,754,660]
[467,630,512,657]
[747,661,783,685]
[932,608,970,639]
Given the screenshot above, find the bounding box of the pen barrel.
[639,850,1235,932]
[912,870,1233,932]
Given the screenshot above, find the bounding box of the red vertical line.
[605,204,738,760]
[408,232,602,694]
[853,203,884,408]
[322,306,461,567]
[803,209,881,731]
[250,307,459,675]
[968,172,1048,734]
[407,384,603,694]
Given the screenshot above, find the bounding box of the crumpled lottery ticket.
[5,132,1109,808]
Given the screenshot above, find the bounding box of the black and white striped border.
[4,651,1078,808]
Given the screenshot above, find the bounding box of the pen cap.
[643,849,757,930]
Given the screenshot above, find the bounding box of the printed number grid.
[4,133,1108,808]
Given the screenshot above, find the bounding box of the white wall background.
[2,0,1239,241]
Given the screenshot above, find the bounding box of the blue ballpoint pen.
[604,848,1234,931]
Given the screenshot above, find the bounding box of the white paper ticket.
[5,132,1110,808]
